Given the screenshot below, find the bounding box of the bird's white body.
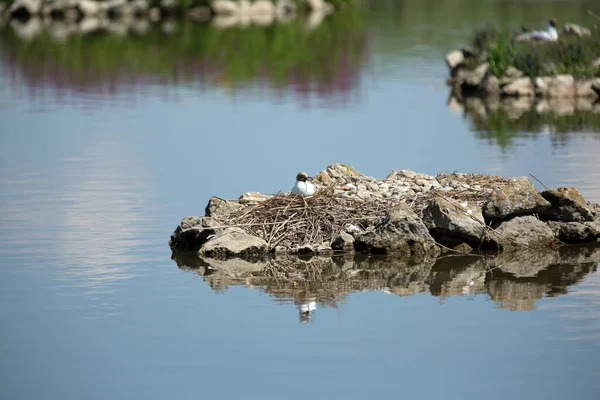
[516,22,558,42]
[291,180,315,196]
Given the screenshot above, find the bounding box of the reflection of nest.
[211,174,513,247]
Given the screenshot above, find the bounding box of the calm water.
[1,1,600,399]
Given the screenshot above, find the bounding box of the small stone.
[331,232,355,252]
[415,179,428,186]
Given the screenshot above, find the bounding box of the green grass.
[468,25,600,78]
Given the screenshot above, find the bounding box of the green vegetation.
[468,25,600,78]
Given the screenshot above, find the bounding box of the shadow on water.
[0,11,368,104]
[172,245,600,321]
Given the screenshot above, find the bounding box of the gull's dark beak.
[306,176,313,181]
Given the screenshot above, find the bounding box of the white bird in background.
[515,19,558,42]
[291,172,315,196]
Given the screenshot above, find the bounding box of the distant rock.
[483,177,551,220]
[445,50,464,70]
[199,228,267,258]
[564,23,591,37]
[541,187,595,222]
[354,203,438,257]
[535,75,575,98]
[501,77,534,97]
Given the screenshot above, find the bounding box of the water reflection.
[173,246,600,321]
[0,11,368,106]
[451,94,600,147]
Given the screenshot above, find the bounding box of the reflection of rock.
[427,257,487,297]
[173,246,600,316]
[485,247,600,310]
[10,17,42,41]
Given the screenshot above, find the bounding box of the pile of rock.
[169,163,600,259]
[445,22,600,102]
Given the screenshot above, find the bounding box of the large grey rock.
[169,216,218,251]
[535,75,575,98]
[331,231,355,252]
[354,203,438,256]
[423,198,485,244]
[483,177,551,220]
[205,196,242,217]
[491,216,557,249]
[77,0,101,16]
[502,77,534,97]
[238,191,272,204]
[540,187,594,222]
[547,219,600,243]
[199,228,267,258]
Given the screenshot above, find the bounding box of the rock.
[500,67,524,86]
[482,75,501,96]
[205,196,242,217]
[491,216,557,249]
[540,187,594,222]
[9,0,42,16]
[564,23,591,37]
[424,198,486,244]
[462,63,489,89]
[502,77,534,97]
[547,219,600,243]
[313,171,332,186]
[483,177,551,220]
[238,191,271,204]
[593,58,600,68]
[199,228,267,258]
[77,0,101,16]
[535,75,575,98]
[445,50,464,70]
[331,231,355,252]
[169,216,219,251]
[575,79,600,99]
[354,203,438,256]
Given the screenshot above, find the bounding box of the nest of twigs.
[213,188,399,249]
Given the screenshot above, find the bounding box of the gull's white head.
[296,172,313,182]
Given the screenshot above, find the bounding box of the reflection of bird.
[515,19,558,42]
[298,299,317,323]
[291,172,315,196]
